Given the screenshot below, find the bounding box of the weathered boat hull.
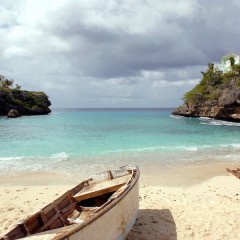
[69,179,139,240]
[1,166,140,240]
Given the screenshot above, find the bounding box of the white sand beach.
[0,167,239,240]
[127,175,240,240]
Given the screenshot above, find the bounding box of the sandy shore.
[0,167,239,239]
[127,175,240,240]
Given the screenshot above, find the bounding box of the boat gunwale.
[54,166,140,240]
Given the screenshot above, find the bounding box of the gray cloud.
[0,0,239,107]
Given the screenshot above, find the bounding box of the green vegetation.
[0,76,21,90]
[15,84,21,90]
[8,90,48,112]
[229,56,235,67]
[232,63,240,75]
[0,74,51,115]
[183,62,240,104]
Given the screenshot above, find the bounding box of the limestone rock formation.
[7,109,21,118]
[0,89,51,116]
[172,64,240,122]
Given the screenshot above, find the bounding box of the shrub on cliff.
[0,76,21,90]
[183,63,223,103]
[183,63,240,104]
[0,74,51,116]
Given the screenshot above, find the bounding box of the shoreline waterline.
[1,109,240,180]
[1,144,240,178]
[1,161,238,187]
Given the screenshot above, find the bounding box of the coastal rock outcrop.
[172,64,240,122]
[0,89,51,116]
[7,109,21,118]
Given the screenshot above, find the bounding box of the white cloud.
[0,0,239,107]
[152,79,199,88]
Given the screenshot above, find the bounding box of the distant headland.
[0,75,51,118]
[173,53,240,122]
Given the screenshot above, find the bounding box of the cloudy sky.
[0,0,239,108]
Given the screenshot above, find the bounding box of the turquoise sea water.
[1,108,240,176]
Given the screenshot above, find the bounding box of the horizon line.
[51,107,176,109]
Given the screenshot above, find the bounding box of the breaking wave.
[200,118,240,127]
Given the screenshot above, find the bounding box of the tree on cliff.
[229,56,235,67]
[183,63,224,103]
[173,60,240,121]
[0,75,22,90]
[15,84,21,90]
[2,79,14,89]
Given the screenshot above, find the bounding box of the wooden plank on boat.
[0,166,139,240]
[24,224,79,240]
[226,168,240,179]
[73,175,130,201]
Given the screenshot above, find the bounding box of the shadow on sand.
[126,209,177,240]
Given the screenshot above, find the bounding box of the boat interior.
[1,167,136,240]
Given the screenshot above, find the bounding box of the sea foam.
[50,152,69,161]
[200,118,240,126]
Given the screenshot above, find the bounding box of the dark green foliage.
[205,93,219,101]
[10,98,27,109]
[222,71,235,84]
[6,90,50,114]
[183,63,223,103]
[229,57,235,67]
[183,62,240,103]
[0,74,51,115]
[2,79,14,89]
[0,75,22,90]
[183,83,206,103]
[208,62,214,72]
[15,84,21,90]
[232,64,240,75]
[222,64,240,84]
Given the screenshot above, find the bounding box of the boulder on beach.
[7,109,21,118]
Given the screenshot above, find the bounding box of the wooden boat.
[226,167,240,179]
[1,165,139,240]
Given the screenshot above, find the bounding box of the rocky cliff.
[172,64,240,121]
[0,89,51,116]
